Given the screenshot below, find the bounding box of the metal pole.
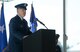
[63,0,67,52]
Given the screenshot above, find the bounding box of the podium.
[23,29,56,52]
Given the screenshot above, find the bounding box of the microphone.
[36,18,48,29]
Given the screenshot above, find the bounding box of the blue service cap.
[15,3,28,10]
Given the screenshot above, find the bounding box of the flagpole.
[63,0,67,52]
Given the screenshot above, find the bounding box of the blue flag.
[30,4,37,33]
[0,3,7,52]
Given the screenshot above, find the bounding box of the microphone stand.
[36,18,48,29]
[43,24,48,29]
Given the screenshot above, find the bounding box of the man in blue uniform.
[9,3,32,52]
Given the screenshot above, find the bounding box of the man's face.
[17,8,26,17]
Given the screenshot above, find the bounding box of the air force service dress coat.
[9,15,32,52]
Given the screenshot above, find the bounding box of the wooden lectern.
[23,29,56,52]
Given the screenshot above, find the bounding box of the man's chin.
[22,15,25,17]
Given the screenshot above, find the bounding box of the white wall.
[66,0,80,51]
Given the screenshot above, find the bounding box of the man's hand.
[23,35,29,39]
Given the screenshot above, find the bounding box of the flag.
[30,4,37,33]
[0,3,7,52]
